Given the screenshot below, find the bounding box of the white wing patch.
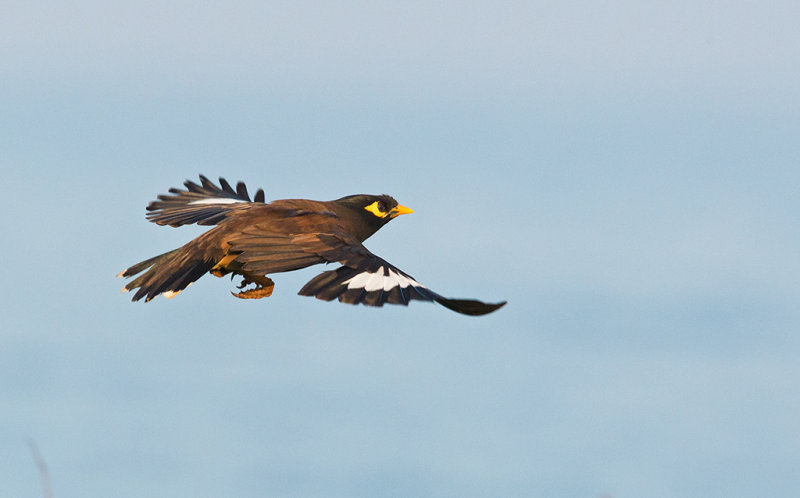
[343,266,426,292]
[188,198,247,205]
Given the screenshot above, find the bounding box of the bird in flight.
[118,175,506,316]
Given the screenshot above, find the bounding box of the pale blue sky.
[2,1,800,497]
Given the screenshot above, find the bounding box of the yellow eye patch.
[364,201,388,218]
[364,201,414,218]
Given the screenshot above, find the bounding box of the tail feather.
[119,248,216,302]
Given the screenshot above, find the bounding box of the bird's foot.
[231,275,275,300]
[232,286,274,299]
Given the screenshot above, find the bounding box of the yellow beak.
[390,204,414,216]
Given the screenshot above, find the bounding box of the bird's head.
[333,194,414,241]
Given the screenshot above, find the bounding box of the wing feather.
[297,248,504,314]
[145,175,266,227]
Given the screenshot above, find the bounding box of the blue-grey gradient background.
[3,1,799,497]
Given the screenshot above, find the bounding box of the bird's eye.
[377,201,387,213]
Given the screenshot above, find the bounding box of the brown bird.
[118,175,506,316]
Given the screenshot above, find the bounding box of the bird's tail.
[117,246,216,302]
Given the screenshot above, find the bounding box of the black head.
[333,194,414,241]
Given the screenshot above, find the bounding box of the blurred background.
[2,1,799,496]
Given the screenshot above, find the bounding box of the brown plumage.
[118,175,506,316]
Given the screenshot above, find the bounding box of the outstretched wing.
[227,225,505,315]
[146,175,266,227]
[298,235,507,316]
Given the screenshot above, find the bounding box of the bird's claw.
[231,275,275,300]
[231,285,274,299]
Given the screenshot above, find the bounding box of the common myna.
[118,175,506,316]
